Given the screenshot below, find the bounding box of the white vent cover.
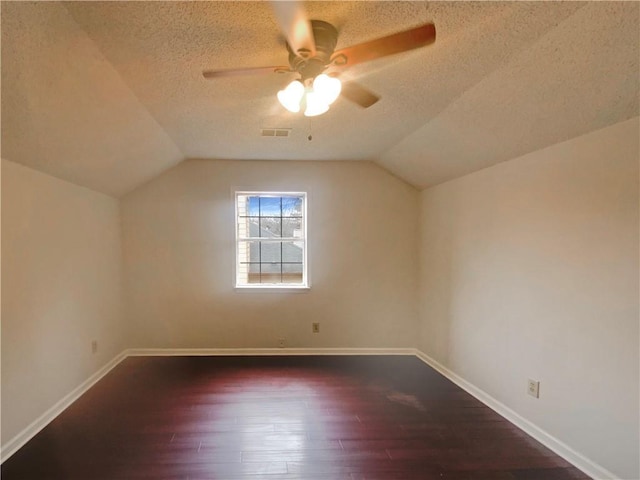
[261,128,291,137]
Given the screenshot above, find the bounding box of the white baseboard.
[126,347,416,356]
[414,349,618,480]
[1,350,128,463]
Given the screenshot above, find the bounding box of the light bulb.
[277,80,304,113]
[304,91,329,117]
[312,74,342,105]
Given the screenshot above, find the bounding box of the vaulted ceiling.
[2,1,638,197]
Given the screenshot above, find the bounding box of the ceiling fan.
[202,2,436,116]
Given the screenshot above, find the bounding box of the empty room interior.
[1,1,638,479]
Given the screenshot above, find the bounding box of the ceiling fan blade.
[341,82,380,108]
[203,66,291,79]
[270,1,316,58]
[332,23,435,68]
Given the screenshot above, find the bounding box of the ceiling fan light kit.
[278,73,342,117]
[277,80,305,113]
[203,3,436,117]
[313,74,341,104]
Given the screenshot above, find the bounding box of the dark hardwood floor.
[2,355,590,480]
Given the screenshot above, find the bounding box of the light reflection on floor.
[198,366,361,477]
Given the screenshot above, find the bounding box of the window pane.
[238,262,262,284]
[247,196,260,216]
[238,240,260,263]
[282,263,303,284]
[260,263,281,283]
[247,263,261,273]
[238,217,260,238]
[282,218,302,238]
[260,197,281,216]
[247,263,261,284]
[240,218,282,239]
[260,217,281,237]
[261,241,281,263]
[282,263,303,274]
[282,241,303,263]
[282,197,302,217]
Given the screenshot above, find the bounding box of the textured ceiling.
[2,1,638,195]
[1,1,183,197]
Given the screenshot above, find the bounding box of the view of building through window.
[236,192,306,286]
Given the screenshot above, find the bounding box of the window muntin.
[236,192,307,287]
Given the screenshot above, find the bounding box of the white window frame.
[234,191,309,290]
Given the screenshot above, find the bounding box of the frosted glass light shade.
[312,74,342,105]
[304,91,329,117]
[277,80,305,113]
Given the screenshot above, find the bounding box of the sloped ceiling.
[2,1,638,196]
[1,2,183,197]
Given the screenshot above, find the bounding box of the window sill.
[234,285,310,293]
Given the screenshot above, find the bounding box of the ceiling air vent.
[261,128,291,137]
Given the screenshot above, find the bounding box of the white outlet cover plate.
[528,379,540,398]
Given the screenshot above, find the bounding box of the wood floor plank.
[1,356,590,480]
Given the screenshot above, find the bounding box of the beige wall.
[121,160,419,349]
[1,160,125,444]
[3,119,636,477]
[418,117,639,479]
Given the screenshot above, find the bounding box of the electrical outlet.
[91,340,98,354]
[312,322,320,333]
[527,379,540,398]
[278,338,286,348]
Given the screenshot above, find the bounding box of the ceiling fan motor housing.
[287,20,338,80]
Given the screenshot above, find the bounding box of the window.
[235,192,307,288]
